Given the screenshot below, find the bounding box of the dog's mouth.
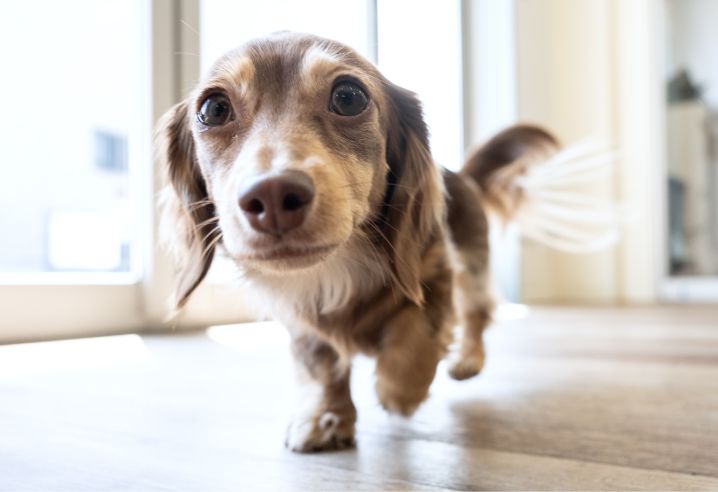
[235,243,339,267]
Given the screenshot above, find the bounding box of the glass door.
[662,0,718,301]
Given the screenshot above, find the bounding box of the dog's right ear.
[380,83,445,306]
[155,100,218,309]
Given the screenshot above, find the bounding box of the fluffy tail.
[461,124,628,253]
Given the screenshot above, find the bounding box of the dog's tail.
[460,124,626,253]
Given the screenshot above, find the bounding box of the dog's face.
[158,33,444,308]
[193,36,388,271]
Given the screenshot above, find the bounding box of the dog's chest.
[311,285,409,353]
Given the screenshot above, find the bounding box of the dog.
[157,32,559,452]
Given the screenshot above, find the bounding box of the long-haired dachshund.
[157,32,558,452]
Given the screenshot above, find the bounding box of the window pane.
[200,0,371,74]
[0,1,144,273]
[377,0,463,170]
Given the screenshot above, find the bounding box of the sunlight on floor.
[206,321,288,352]
[495,303,531,321]
[206,303,530,352]
[0,334,149,375]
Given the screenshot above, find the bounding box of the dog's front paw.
[448,352,485,381]
[375,379,428,417]
[285,411,356,453]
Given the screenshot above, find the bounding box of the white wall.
[515,0,661,304]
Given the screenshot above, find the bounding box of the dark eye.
[330,81,369,117]
[197,94,232,126]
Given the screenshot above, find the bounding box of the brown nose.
[238,171,315,236]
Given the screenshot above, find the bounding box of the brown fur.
[462,125,559,220]
[156,32,559,452]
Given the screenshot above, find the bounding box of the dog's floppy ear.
[379,83,445,305]
[156,100,219,309]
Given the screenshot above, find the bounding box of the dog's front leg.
[285,332,356,453]
[375,306,444,416]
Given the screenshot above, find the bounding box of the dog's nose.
[238,171,315,236]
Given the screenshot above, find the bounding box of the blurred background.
[0,0,716,343]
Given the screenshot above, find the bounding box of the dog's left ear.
[380,83,445,305]
[156,100,219,309]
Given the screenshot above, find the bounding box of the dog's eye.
[197,94,232,126]
[330,82,368,117]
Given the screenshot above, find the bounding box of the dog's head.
[157,33,443,309]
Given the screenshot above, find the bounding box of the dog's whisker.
[179,19,199,37]
[186,199,214,211]
[364,221,404,264]
[200,226,223,259]
[194,216,220,229]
